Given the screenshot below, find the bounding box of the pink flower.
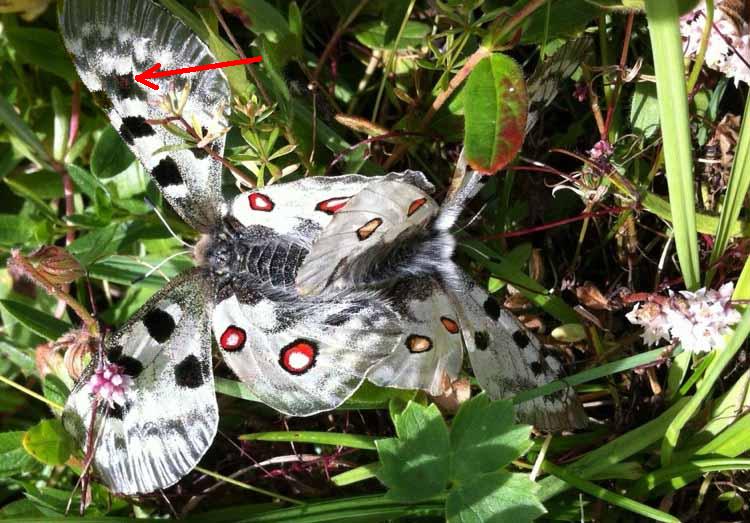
[87,362,133,408]
[589,140,613,160]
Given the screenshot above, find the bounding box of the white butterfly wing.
[60,0,230,231]
[295,179,440,295]
[455,279,588,431]
[367,277,463,394]
[228,171,437,238]
[213,291,401,416]
[63,271,217,495]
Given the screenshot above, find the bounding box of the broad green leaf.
[66,164,110,202]
[90,127,134,179]
[0,214,34,246]
[5,170,64,200]
[220,0,291,43]
[446,471,546,523]
[521,0,601,44]
[22,419,74,466]
[4,27,75,83]
[68,223,127,267]
[0,340,36,375]
[375,402,450,501]
[341,381,417,410]
[353,20,430,50]
[0,431,39,476]
[630,82,660,139]
[463,53,528,174]
[0,300,70,340]
[43,376,70,408]
[450,396,532,482]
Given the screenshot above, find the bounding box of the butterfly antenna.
[452,201,489,235]
[131,250,192,285]
[144,196,194,249]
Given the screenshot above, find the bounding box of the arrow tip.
[135,63,161,90]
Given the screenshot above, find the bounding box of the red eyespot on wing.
[315,196,351,215]
[279,339,318,375]
[407,198,427,216]
[220,326,246,352]
[440,317,460,334]
[248,193,275,212]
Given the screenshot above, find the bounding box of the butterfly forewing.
[63,270,218,495]
[59,0,230,231]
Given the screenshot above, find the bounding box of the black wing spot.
[108,402,130,420]
[530,361,544,375]
[174,355,205,388]
[115,73,139,99]
[190,147,209,159]
[483,296,501,321]
[142,308,176,343]
[512,330,531,349]
[120,116,155,145]
[152,157,184,187]
[107,344,144,378]
[475,331,490,351]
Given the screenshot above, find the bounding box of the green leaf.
[68,223,126,267]
[0,96,51,168]
[446,471,546,523]
[22,419,74,466]
[0,431,39,476]
[375,402,450,502]
[521,0,602,44]
[450,396,532,482]
[66,164,110,202]
[341,381,417,410]
[5,27,75,83]
[353,20,430,50]
[464,53,528,174]
[90,127,134,179]
[0,300,70,341]
[0,214,34,246]
[630,82,660,139]
[221,0,291,43]
[43,376,70,408]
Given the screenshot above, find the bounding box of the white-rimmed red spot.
[356,218,383,241]
[279,339,318,375]
[248,193,275,212]
[406,334,433,353]
[315,196,351,215]
[220,326,246,352]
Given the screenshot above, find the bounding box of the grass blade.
[707,91,750,284]
[644,0,700,289]
[239,431,377,450]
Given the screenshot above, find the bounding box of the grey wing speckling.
[62,270,217,495]
[59,0,230,231]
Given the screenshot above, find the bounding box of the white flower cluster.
[680,1,750,85]
[626,282,741,353]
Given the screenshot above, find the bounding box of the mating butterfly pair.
[59,0,586,495]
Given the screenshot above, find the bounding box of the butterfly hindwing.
[295,177,440,295]
[213,290,402,416]
[455,278,587,431]
[228,171,437,240]
[367,277,463,394]
[60,0,230,231]
[62,270,217,495]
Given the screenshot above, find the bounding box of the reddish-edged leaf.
[463,53,528,174]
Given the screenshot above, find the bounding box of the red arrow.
[135,55,263,90]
